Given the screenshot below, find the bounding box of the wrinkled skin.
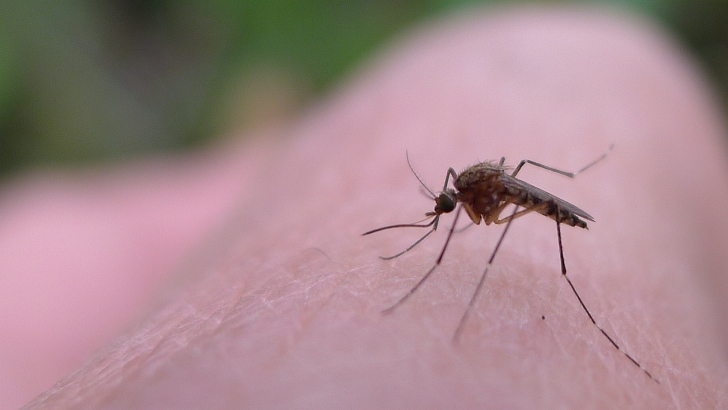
[2,7,728,410]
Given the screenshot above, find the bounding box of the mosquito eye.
[435,193,455,213]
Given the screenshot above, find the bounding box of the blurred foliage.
[0,0,725,175]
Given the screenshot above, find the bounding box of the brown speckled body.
[453,161,593,228]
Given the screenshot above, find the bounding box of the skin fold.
[2,6,728,409]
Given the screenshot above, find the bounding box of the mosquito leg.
[380,223,437,261]
[453,221,475,234]
[554,207,658,383]
[383,205,463,314]
[362,215,439,260]
[492,202,549,225]
[444,168,458,191]
[453,205,520,343]
[511,145,614,179]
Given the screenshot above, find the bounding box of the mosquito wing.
[503,174,595,222]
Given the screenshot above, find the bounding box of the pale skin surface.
[2,7,728,409]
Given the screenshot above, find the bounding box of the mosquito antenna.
[553,206,658,383]
[406,151,437,198]
[419,187,436,200]
[453,205,519,343]
[383,205,463,313]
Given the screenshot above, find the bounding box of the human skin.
[4,6,728,409]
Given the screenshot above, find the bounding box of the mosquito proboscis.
[363,145,658,383]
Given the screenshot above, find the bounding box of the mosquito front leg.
[443,168,457,191]
[383,205,463,314]
[379,219,438,260]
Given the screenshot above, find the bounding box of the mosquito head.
[433,189,457,215]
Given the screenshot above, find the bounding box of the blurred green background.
[0,0,726,177]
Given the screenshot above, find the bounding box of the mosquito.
[363,145,658,383]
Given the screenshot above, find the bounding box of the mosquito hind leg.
[552,204,658,382]
[510,144,614,178]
